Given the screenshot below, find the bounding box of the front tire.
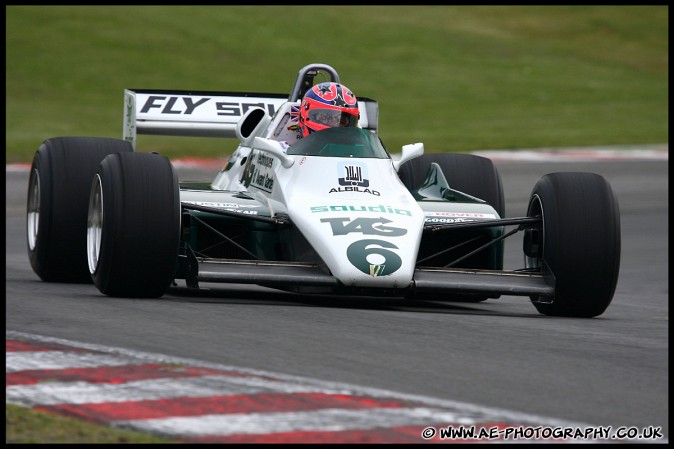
[27,137,133,282]
[526,172,621,317]
[88,152,180,298]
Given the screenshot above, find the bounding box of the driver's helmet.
[298,82,359,137]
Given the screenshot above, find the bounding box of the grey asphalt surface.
[5,158,668,437]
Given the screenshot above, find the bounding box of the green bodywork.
[412,163,504,270]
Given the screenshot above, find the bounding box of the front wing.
[180,198,553,299]
[185,253,554,299]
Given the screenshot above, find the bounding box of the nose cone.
[282,157,425,288]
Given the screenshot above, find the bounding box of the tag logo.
[320,217,407,237]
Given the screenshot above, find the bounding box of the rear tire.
[26,137,133,282]
[399,153,504,302]
[526,172,621,317]
[88,152,180,298]
[397,153,505,217]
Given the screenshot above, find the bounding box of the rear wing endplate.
[123,89,379,149]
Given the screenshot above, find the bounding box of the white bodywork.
[272,154,424,288]
[121,64,504,292]
[209,101,426,288]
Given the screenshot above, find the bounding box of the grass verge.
[6,6,668,163]
[6,404,178,444]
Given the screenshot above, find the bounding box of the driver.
[298,81,360,136]
[280,81,360,150]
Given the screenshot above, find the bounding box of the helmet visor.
[308,109,359,128]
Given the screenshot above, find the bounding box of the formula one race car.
[26,63,621,317]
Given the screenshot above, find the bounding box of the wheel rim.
[524,194,543,270]
[27,168,40,251]
[87,175,104,274]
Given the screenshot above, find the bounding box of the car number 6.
[346,239,402,277]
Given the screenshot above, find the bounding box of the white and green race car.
[26,63,621,317]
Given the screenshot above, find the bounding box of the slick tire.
[398,153,505,302]
[27,137,133,283]
[88,152,180,298]
[397,153,505,218]
[526,172,621,317]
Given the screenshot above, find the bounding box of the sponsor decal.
[289,105,301,124]
[319,217,407,277]
[214,101,279,117]
[311,205,412,216]
[241,152,275,193]
[329,187,380,196]
[338,162,369,187]
[222,151,240,172]
[139,96,208,115]
[329,162,380,196]
[320,217,407,237]
[370,264,386,277]
[139,96,277,117]
[425,212,496,218]
[424,218,472,224]
[182,201,259,215]
[183,201,259,209]
[256,153,274,169]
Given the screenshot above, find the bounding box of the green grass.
[5,6,667,163]
[6,404,178,443]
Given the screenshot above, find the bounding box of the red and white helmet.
[298,82,359,137]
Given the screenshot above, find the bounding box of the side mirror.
[252,137,295,168]
[393,142,424,171]
[236,108,272,147]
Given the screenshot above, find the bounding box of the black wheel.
[526,172,621,317]
[399,153,505,303]
[397,153,505,217]
[88,152,180,298]
[27,137,133,282]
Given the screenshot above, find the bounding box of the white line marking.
[6,374,347,407]
[6,351,140,373]
[473,145,668,162]
[114,407,479,437]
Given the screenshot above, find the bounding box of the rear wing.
[123,88,379,149]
